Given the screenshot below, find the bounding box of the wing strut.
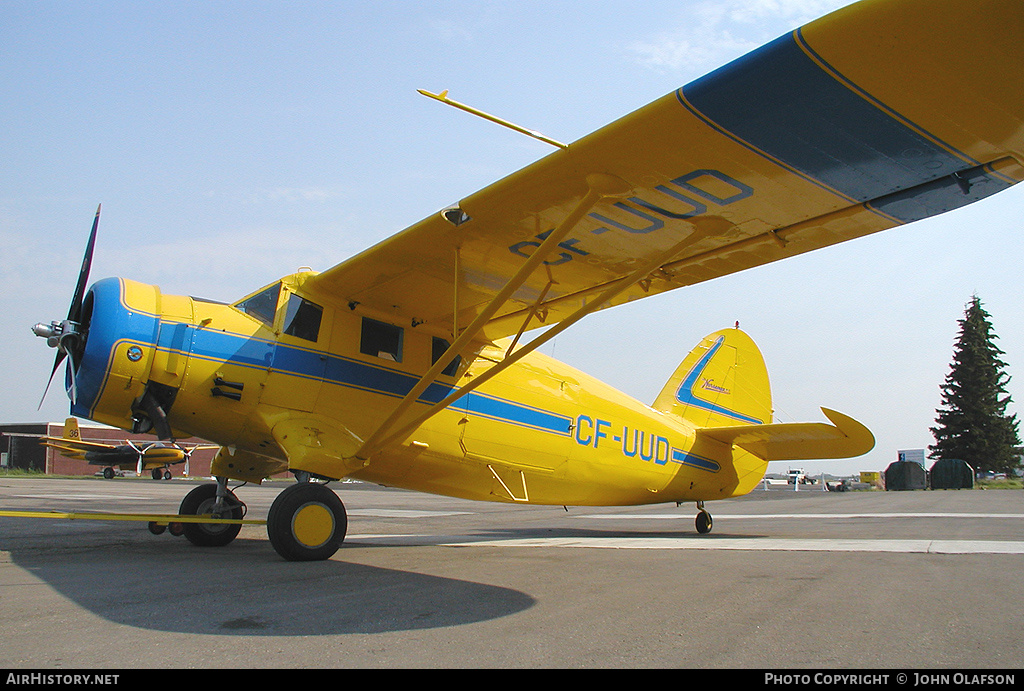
[506,271,556,357]
[353,213,733,462]
[350,173,630,462]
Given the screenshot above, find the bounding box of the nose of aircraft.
[32,205,101,408]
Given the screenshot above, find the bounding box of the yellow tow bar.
[0,509,266,526]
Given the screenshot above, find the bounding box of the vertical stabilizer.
[653,328,772,429]
[62,417,81,441]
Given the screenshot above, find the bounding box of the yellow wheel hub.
[291,502,334,548]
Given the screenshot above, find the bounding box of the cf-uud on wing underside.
[31,0,1024,560]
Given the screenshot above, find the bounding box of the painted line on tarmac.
[576,512,1024,520]
[13,493,152,501]
[444,537,1024,554]
[346,534,1024,554]
[348,509,472,519]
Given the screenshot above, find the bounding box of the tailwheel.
[695,509,713,534]
[178,482,244,547]
[267,482,347,562]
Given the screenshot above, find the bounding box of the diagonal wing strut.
[350,172,632,462]
[351,209,734,463]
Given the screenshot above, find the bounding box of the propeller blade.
[36,204,100,409]
[38,350,68,410]
[66,350,79,405]
[68,204,100,323]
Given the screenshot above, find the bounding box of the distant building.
[1,421,218,477]
[0,423,49,472]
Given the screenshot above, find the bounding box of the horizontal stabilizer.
[39,438,110,453]
[697,408,874,461]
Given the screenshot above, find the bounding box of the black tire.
[102,467,114,479]
[151,468,162,481]
[178,483,243,547]
[267,483,347,562]
[695,510,713,534]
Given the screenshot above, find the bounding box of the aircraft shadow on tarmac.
[2,532,536,636]
[2,518,768,636]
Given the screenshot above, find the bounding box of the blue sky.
[3,0,1021,476]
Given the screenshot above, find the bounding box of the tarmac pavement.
[0,476,1021,669]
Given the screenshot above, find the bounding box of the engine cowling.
[70,277,166,433]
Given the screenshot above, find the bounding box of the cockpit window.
[432,337,461,377]
[360,317,403,362]
[234,283,281,327]
[283,294,323,342]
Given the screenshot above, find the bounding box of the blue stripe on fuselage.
[677,30,1012,221]
[671,448,721,472]
[72,278,159,418]
[84,289,572,437]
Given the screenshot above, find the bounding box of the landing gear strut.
[695,501,713,534]
[178,478,245,547]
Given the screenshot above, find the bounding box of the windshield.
[234,283,281,327]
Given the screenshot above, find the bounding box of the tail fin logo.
[675,336,764,425]
[701,379,730,395]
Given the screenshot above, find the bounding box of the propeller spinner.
[33,204,101,406]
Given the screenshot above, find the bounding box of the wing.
[305,0,1023,346]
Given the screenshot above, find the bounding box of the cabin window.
[283,294,323,342]
[360,317,403,362]
[432,337,461,377]
[234,283,281,327]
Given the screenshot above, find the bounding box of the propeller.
[33,204,101,408]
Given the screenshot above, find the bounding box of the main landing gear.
[178,479,245,547]
[173,476,348,561]
[266,481,347,562]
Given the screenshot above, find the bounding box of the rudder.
[653,328,772,429]
[62,417,81,441]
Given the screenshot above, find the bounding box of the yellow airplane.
[30,0,1024,560]
[38,417,217,480]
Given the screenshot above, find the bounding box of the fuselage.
[70,273,767,507]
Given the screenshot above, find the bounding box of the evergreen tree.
[929,296,1020,475]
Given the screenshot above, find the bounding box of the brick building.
[1,420,219,478]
